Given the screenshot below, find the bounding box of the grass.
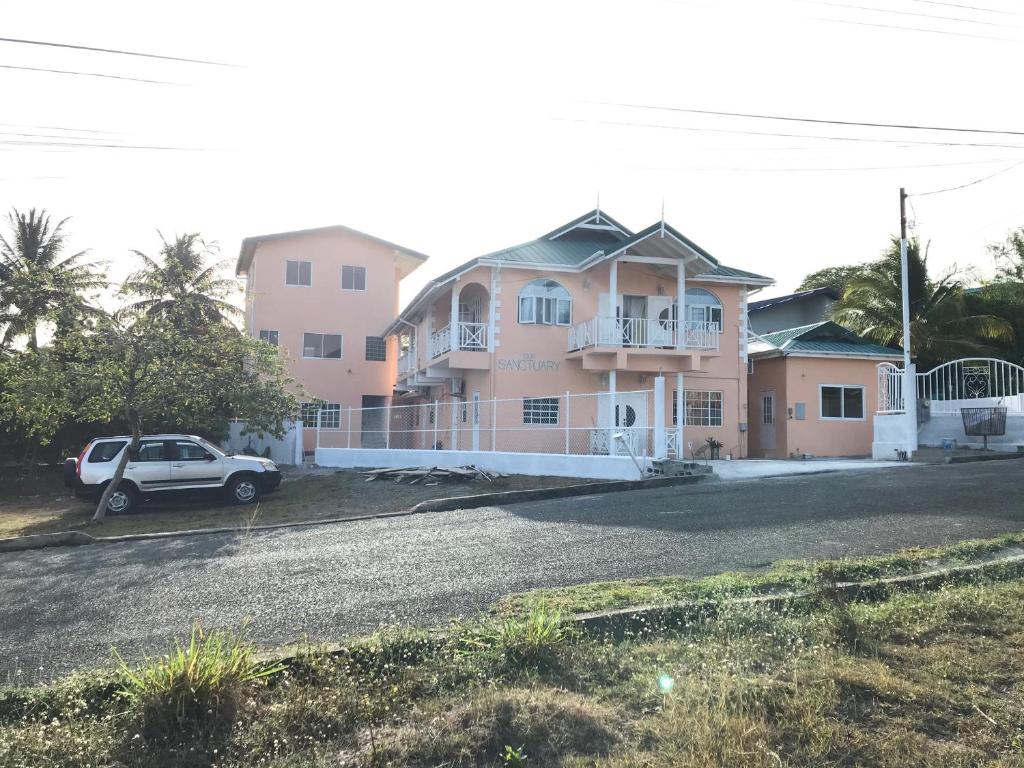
[3,537,1024,766]
[0,466,582,539]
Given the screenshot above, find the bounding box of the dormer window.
[518,279,571,326]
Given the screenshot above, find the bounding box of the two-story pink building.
[380,210,773,459]
[236,224,430,451]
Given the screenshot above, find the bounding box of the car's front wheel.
[227,475,261,505]
[103,483,138,515]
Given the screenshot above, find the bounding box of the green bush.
[114,623,283,738]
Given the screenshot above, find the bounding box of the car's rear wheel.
[104,484,138,515]
[228,475,261,505]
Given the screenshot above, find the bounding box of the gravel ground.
[2,462,1022,680]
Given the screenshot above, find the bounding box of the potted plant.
[705,437,723,460]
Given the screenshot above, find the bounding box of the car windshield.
[191,437,224,458]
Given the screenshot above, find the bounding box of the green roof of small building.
[759,321,901,358]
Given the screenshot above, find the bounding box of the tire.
[227,474,261,505]
[103,483,138,515]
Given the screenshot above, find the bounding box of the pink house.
[380,210,773,460]
[235,225,430,451]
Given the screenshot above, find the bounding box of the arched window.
[684,288,723,329]
[518,279,572,326]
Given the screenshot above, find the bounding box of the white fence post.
[385,401,391,449]
[346,407,352,448]
[653,376,666,460]
[296,421,305,465]
[564,391,570,454]
[433,400,439,450]
[492,398,498,451]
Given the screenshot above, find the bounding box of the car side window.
[175,441,211,461]
[88,441,127,463]
[134,441,167,462]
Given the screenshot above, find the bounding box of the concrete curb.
[0,472,712,554]
[944,452,1024,465]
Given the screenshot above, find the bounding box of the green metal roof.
[760,321,900,357]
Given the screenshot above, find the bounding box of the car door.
[125,439,173,491]
[170,440,223,488]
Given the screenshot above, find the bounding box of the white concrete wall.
[314,447,650,480]
[924,394,1024,414]
[223,420,303,465]
[872,413,908,460]
[919,412,1024,451]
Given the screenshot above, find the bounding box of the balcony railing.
[568,317,720,353]
[398,347,417,375]
[429,322,488,359]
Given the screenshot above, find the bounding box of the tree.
[796,264,865,295]
[988,227,1024,283]
[55,315,298,521]
[831,237,1014,368]
[0,208,105,349]
[119,233,240,329]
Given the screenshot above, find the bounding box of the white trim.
[341,264,368,292]
[285,259,313,287]
[819,384,866,421]
[545,216,630,241]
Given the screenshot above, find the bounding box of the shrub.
[114,623,283,738]
[459,608,571,674]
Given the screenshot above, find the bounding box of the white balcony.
[429,322,488,359]
[568,317,720,353]
[398,347,418,375]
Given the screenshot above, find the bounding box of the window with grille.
[300,402,320,425]
[342,265,367,291]
[672,390,723,427]
[259,329,279,346]
[286,260,312,286]
[303,333,342,359]
[318,403,341,428]
[523,397,559,425]
[365,336,387,361]
[820,385,864,420]
[518,279,571,326]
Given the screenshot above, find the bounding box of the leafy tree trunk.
[92,421,141,523]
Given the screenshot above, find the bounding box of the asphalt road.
[2,462,1023,679]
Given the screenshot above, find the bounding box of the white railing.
[568,317,720,352]
[917,358,1024,414]
[398,346,417,375]
[877,362,904,414]
[459,321,487,351]
[429,326,452,359]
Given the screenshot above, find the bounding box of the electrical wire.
[587,102,1024,137]
[796,0,1019,27]
[911,157,1024,196]
[0,64,180,85]
[0,138,211,151]
[812,15,1020,42]
[908,0,1019,15]
[0,37,235,66]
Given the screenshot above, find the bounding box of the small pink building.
[381,210,774,459]
[748,321,902,458]
[235,225,430,451]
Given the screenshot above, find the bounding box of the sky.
[3,0,1024,309]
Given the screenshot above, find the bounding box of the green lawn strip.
[493,532,1024,618]
[3,541,1024,767]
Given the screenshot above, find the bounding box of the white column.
[904,364,918,455]
[676,373,685,459]
[564,391,571,455]
[653,376,667,459]
[450,284,460,351]
[607,369,617,455]
[425,310,433,359]
[488,266,498,353]
[609,258,618,345]
[676,259,686,349]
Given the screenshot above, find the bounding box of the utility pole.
[898,187,917,457]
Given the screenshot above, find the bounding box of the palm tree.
[0,208,106,350]
[119,233,240,328]
[831,237,1014,368]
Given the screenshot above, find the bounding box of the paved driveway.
[2,462,1022,679]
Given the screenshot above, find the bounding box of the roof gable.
[540,209,633,241]
[758,321,900,358]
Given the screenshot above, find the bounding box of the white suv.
[65,434,282,514]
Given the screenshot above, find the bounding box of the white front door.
[598,391,649,455]
[597,293,623,345]
[759,390,776,452]
[648,296,674,347]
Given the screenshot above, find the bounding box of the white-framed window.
[286,260,312,287]
[684,288,723,329]
[672,390,724,427]
[820,385,865,420]
[318,403,341,428]
[523,396,559,425]
[302,332,343,359]
[300,401,321,425]
[365,336,387,361]
[518,279,571,326]
[341,265,367,291]
[259,329,279,346]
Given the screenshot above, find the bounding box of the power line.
[637,156,1023,173]
[813,14,1020,42]
[911,157,1024,196]
[908,0,1019,15]
[0,122,121,135]
[561,117,1024,150]
[0,64,179,85]
[0,138,212,151]
[589,101,1024,137]
[797,0,1019,27]
[0,37,235,66]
